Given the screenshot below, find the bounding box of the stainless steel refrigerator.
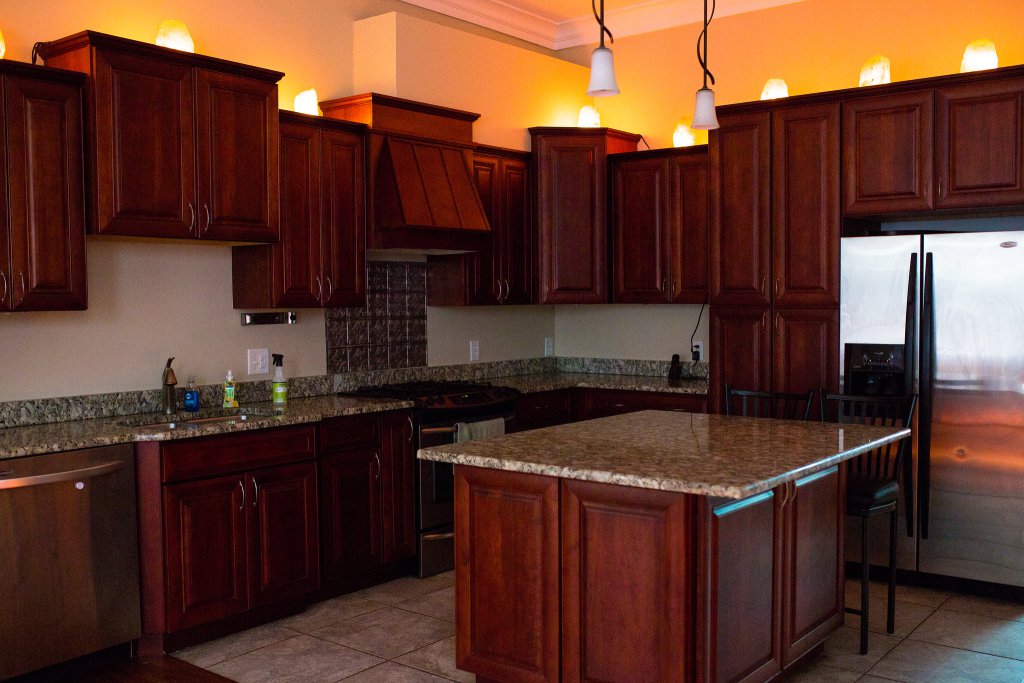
[841,225,1024,587]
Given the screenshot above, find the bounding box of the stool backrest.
[819,392,917,480]
[723,385,815,421]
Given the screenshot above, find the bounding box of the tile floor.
[174,572,1024,682]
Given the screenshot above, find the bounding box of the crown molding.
[399,0,560,49]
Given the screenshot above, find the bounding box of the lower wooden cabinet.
[514,389,573,431]
[574,388,706,420]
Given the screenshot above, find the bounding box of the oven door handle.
[422,531,456,541]
[420,426,458,435]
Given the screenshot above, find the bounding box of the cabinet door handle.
[774,279,780,298]
[17,272,25,305]
[407,416,414,443]
[775,312,780,334]
[938,177,943,198]
[761,277,767,301]
[761,311,767,334]
[238,480,245,511]
[204,204,212,234]
[252,477,259,507]
[504,279,510,303]
[187,202,195,233]
[325,276,334,302]
[315,276,323,301]
[374,453,381,480]
[0,271,6,304]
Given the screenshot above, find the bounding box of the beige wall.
[553,305,708,362]
[427,306,556,365]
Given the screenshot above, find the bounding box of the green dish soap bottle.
[271,354,288,411]
[223,370,238,408]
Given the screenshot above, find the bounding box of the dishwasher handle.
[0,461,124,491]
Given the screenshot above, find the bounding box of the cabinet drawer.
[161,425,316,483]
[319,413,381,453]
[576,389,707,420]
[515,390,573,431]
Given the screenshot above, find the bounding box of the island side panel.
[454,465,560,683]
[561,479,695,683]
[698,490,783,683]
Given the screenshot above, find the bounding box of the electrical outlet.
[469,340,480,362]
[544,337,554,357]
[691,341,704,362]
[247,348,269,375]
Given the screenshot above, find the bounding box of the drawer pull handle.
[238,480,245,511]
[252,477,259,507]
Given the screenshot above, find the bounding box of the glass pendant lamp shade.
[692,87,719,130]
[587,46,620,96]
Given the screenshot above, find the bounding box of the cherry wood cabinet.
[573,389,707,421]
[0,63,87,311]
[531,127,640,304]
[380,410,416,563]
[842,90,934,215]
[609,147,709,304]
[935,78,1024,209]
[514,389,574,431]
[771,307,840,414]
[39,31,281,242]
[232,112,366,308]
[320,446,382,579]
[709,306,772,413]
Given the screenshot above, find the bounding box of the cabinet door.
[670,150,709,304]
[772,307,839,415]
[380,411,416,564]
[164,475,248,631]
[533,134,609,304]
[772,104,840,307]
[709,306,772,414]
[515,389,573,431]
[4,74,87,311]
[781,466,843,666]
[271,119,322,307]
[319,448,382,580]
[500,155,533,304]
[562,480,692,683]
[91,49,196,237]
[611,156,672,303]
[455,466,559,683]
[699,491,782,683]
[710,112,772,306]
[248,462,320,607]
[195,69,279,241]
[936,78,1024,209]
[321,126,366,307]
[842,91,934,215]
[470,154,500,304]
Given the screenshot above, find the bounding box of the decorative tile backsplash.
[326,262,427,373]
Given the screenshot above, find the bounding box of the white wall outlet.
[469,340,480,362]
[544,336,554,357]
[691,341,704,362]
[247,348,269,375]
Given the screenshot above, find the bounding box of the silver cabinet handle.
[374,453,381,480]
[18,272,25,305]
[407,416,414,443]
[0,270,6,304]
[203,204,211,234]
[495,279,503,303]
[761,276,767,301]
[504,279,510,303]
[315,276,323,301]
[0,461,123,491]
[187,202,195,233]
[238,480,245,511]
[252,477,259,507]
[325,276,334,302]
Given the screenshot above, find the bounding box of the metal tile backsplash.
[326,262,427,373]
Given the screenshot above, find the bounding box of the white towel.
[456,417,506,443]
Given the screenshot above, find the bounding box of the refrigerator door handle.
[919,252,935,540]
[902,253,918,537]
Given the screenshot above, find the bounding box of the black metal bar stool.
[723,384,814,420]
[820,391,917,655]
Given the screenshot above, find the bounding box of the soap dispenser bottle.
[271,354,288,410]
[184,378,201,412]
[223,370,238,408]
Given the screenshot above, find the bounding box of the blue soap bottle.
[183,378,201,412]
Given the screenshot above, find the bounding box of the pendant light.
[586,0,620,96]
[692,0,719,130]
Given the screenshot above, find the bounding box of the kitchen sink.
[128,413,259,432]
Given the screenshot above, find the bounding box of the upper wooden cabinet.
[232,112,366,309]
[935,78,1024,209]
[39,31,281,242]
[843,90,934,216]
[610,147,708,304]
[0,62,87,312]
[531,127,640,305]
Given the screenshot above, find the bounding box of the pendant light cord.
[592,0,614,48]
[697,0,717,87]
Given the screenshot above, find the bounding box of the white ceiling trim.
[400,0,561,49]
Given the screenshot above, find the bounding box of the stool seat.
[846,472,899,515]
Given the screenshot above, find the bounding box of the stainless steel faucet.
[162,357,178,414]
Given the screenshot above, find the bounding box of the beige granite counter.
[502,373,706,395]
[0,396,412,460]
[418,410,909,499]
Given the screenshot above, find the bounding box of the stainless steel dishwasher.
[0,444,141,679]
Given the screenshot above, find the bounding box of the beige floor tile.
[351,574,455,605]
[339,661,450,682]
[942,593,1024,623]
[844,578,951,608]
[783,655,863,682]
[208,634,383,683]
[821,626,903,673]
[396,586,456,622]
[172,623,299,668]
[278,594,386,633]
[868,639,1024,682]
[908,609,1024,661]
[842,598,936,637]
[396,636,475,683]
[313,606,456,659]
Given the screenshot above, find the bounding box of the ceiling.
[399,0,810,50]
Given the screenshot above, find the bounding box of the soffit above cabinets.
[398,0,809,50]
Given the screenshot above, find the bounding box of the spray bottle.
[271,354,288,410]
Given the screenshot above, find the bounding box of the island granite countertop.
[418,410,910,499]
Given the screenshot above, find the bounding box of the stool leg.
[860,515,869,655]
[887,510,897,634]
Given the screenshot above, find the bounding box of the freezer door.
[917,231,1024,586]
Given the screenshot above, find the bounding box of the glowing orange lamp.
[155,20,195,53]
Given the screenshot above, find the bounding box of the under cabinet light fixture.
[859,55,891,86]
[155,20,195,53]
[294,89,320,116]
[692,0,719,130]
[760,78,789,100]
[578,105,601,127]
[586,0,620,96]
[961,39,998,73]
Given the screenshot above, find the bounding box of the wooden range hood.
[321,93,490,251]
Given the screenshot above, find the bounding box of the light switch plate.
[544,337,554,357]
[248,348,269,375]
[469,340,480,362]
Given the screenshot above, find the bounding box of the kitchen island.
[418,410,910,683]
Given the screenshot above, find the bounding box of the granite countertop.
[0,396,412,460]
[501,373,707,395]
[418,410,910,499]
